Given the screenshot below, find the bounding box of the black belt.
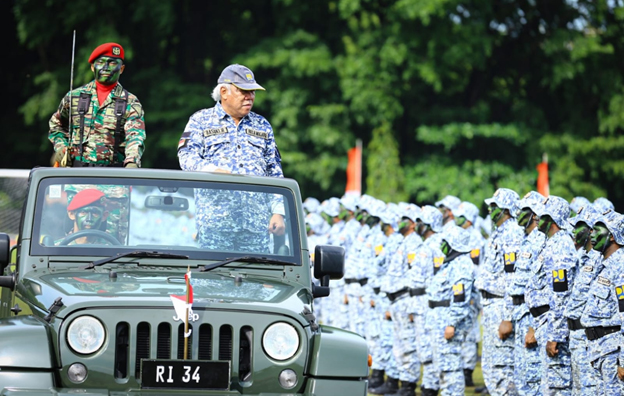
[344,278,357,284]
[585,325,621,341]
[358,278,368,286]
[428,300,450,308]
[387,288,408,302]
[481,290,503,299]
[567,318,584,331]
[373,287,381,295]
[529,304,550,318]
[409,287,426,297]
[72,159,123,167]
[512,295,525,305]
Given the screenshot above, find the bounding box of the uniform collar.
[215,101,251,123]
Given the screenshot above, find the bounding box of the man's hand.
[617,366,624,381]
[408,313,414,322]
[343,294,349,305]
[268,214,285,235]
[498,320,513,340]
[444,326,455,340]
[546,341,559,357]
[213,168,231,173]
[54,147,67,167]
[525,326,538,348]
[385,311,392,320]
[124,163,138,168]
[370,299,375,308]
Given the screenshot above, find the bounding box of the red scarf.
[95,81,117,106]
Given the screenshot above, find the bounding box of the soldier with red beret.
[56,189,112,245]
[49,42,146,168]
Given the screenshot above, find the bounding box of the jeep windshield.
[30,176,301,265]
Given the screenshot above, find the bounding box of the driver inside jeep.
[55,188,112,245]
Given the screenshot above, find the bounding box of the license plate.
[141,359,230,390]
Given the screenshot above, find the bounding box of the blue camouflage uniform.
[382,205,423,386]
[581,211,624,396]
[563,204,602,395]
[526,196,576,395]
[427,225,475,396]
[306,212,330,324]
[322,198,346,328]
[475,188,524,396]
[505,191,546,396]
[454,201,485,376]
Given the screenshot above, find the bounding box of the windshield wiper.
[83,250,189,270]
[200,256,297,272]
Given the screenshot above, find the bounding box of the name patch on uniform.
[617,285,624,312]
[203,127,228,137]
[521,252,532,259]
[504,252,517,273]
[453,283,465,302]
[245,128,268,139]
[597,276,611,287]
[582,265,593,273]
[552,269,568,292]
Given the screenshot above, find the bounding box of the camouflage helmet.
[454,201,480,225]
[595,210,624,245]
[517,191,545,215]
[416,205,443,233]
[593,197,615,214]
[339,194,359,212]
[442,224,472,253]
[535,196,569,229]
[435,195,461,213]
[303,197,320,214]
[568,204,601,228]
[484,188,520,215]
[321,197,340,217]
[570,196,591,215]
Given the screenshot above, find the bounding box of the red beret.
[88,43,124,64]
[68,189,105,211]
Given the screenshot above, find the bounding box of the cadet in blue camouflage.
[428,225,475,396]
[505,191,545,396]
[474,188,523,396]
[527,196,576,395]
[581,210,624,396]
[563,204,602,395]
[49,43,145,167]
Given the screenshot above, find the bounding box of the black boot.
[368,369,385,389]
[474,385,489,394]
[464,368,474,387]
[369,376,399,395]
[420,385,439,396]
[397,381,417,395]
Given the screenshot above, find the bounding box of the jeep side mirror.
[312,245,344,298]
[0,233,10,273]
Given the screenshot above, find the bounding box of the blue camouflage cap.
[217,64,265,91]
[454,201,480,225]
[339,194,359,212]
[379,207,400,230]
[435,195,461,212]
[306,212,329,235]
[535,195,569,229]
[595,210,624,245]
[568,204,600,228]
[517,191,545,215]
[570,196,591,214]
[321,197,340,217]
[416,205,443,232]
[593,197,615,214]
[303,197,320,214]
[402,204,421,223]
[485,188,520,214]
[443,224,472,252]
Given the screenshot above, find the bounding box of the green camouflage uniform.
[49,81,145,166]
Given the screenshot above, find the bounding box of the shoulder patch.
[552,269,568,292]
[453,283,465,302]
[245,128,269,139]
[375,245,383,256]
[597,276,611,287]
[203,127,228,137]
[433,256,444,274]
[504,252,517,272]
[618,285,624,312]
[470,249,480,258]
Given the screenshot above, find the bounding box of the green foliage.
[4,0,624,209]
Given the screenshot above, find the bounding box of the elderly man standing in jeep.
[178,64,285,249]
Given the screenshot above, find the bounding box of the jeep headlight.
[67,316,106,355]
[262,322,299,361]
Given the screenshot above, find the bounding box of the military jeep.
[0,167,369,395]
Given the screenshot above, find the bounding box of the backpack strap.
[112,90,129,164]
[77,93,91,160]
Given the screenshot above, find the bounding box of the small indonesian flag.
[170,270,194,337]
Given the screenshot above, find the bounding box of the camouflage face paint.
[338,208,349,221]
[382,223,392,234]
[76,205,105,230]
[489,205,503,223]
[455,216,467,227]
[321,212,332,226]
[517,208,534,228]
[305,224,311,235]
[398,219,411,235]
[537,215,554,234]
[573,222,591,247]
[440,240,451,256]
[93,56,123,85]
[366,216,380,227]
[591,223,612,253]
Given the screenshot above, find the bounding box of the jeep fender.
[307,325,368,378]
[0,316,54,368]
